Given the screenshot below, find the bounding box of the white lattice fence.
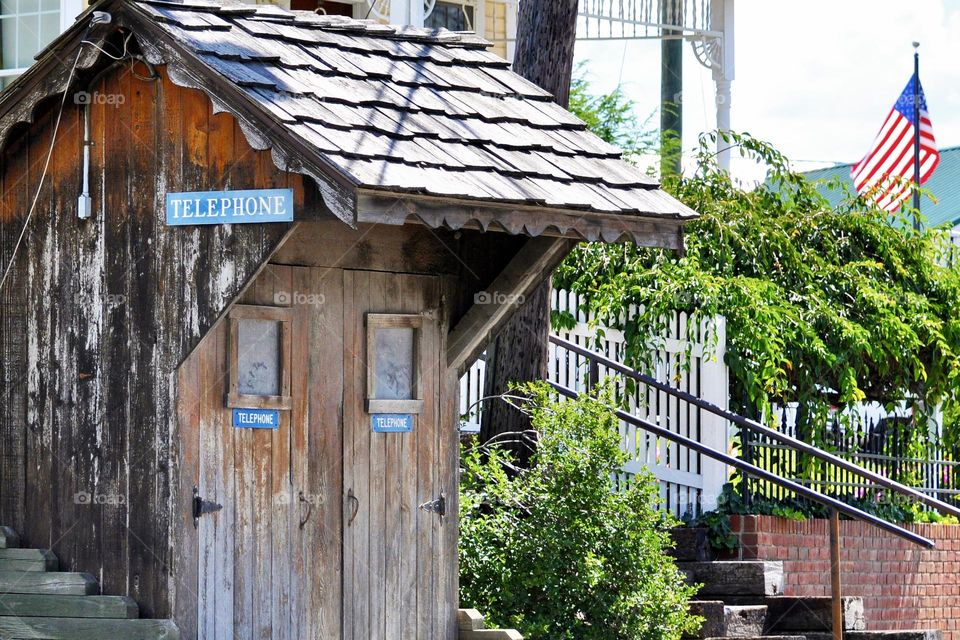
[459,288,731,516]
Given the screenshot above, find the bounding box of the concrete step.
[0,548,58,572]
[764,596,865,632]
[0,593,138,618]
[0,571,97,595]
[0,617,179,639]
[0,526,20,549]
[670,527,714,562]
[688,601,767,639]
[804,631,941,640]
[679,561,784,597]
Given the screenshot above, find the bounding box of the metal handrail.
[549,334,960,521]
[548,335,959,548]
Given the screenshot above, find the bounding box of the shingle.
[140,5,232,30]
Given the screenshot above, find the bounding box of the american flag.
[851,74,939,212]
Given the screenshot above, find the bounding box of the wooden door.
[186,265,315,640]
[341,270,454,640]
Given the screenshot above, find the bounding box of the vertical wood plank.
[97,69,133,603]
[352,270,371,640]
[383,273,403,640]
[438,275,459,640]
[268,265,294,640]
[288,266,310,640]
[309,265,343,639]
[249,271,277,640]
[416,274,438,640]
[368,271,390,639]
[197,327,220,640]
[174,349,201,638]
[341,269,358,640]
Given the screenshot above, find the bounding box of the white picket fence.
[459,288,731,516]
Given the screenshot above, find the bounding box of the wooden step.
[0,616,179,639]
[0,571,97,595]
[0,527,20,549]
[0,549,58,572]
[0,593,137,618]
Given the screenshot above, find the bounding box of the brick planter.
[729,515,960,640]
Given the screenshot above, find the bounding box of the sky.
[574,0,960,185]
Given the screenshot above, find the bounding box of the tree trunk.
[479,0,580,452]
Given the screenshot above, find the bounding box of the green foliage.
[568,63,656,159]
[459,383,702,640]
[555,132,960,428]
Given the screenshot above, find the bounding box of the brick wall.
[729,515,960,640]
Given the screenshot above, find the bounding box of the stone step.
[0,526,20,549]
[670,527,714,562]
[678,561,784,597]
[0,571,97,595]
[0,593,138,618]
[0,617,179,639]
[804,631,941,640]
[764,596,865,632]
[457,608,524,639]
[687,601,766,639]
[0,548,58,572]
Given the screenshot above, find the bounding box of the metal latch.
[418,491,446,518]
[193,486,223,527]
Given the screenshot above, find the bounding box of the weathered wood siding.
[0,66,305,617]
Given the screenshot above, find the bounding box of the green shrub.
[459,383,702,640]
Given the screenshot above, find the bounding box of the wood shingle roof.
[0,0,696,245]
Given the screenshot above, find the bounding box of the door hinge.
[418,491,446,519]
[193,486,223,527]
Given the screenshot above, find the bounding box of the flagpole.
[913,41,921,229]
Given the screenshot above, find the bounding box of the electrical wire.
[0,32,89,295]
[80,30,132,61]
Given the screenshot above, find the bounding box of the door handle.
[347,488,360,527]
[298,491,313,529]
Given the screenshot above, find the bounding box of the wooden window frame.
[365,313,424,414]
[227,305,293,410]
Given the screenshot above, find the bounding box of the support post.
[660,0,683,176]
[912,42,921,228]
[830,509,843,640]
[711,0,735,172]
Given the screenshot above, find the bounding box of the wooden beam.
[447,236,574,374]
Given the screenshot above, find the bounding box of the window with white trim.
[424,0,474,31]
[0,0,83,89]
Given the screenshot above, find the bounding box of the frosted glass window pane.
[14,14,38,67]
[39,12,57,46]
[373,327,414,400]
[237,319,281,396]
